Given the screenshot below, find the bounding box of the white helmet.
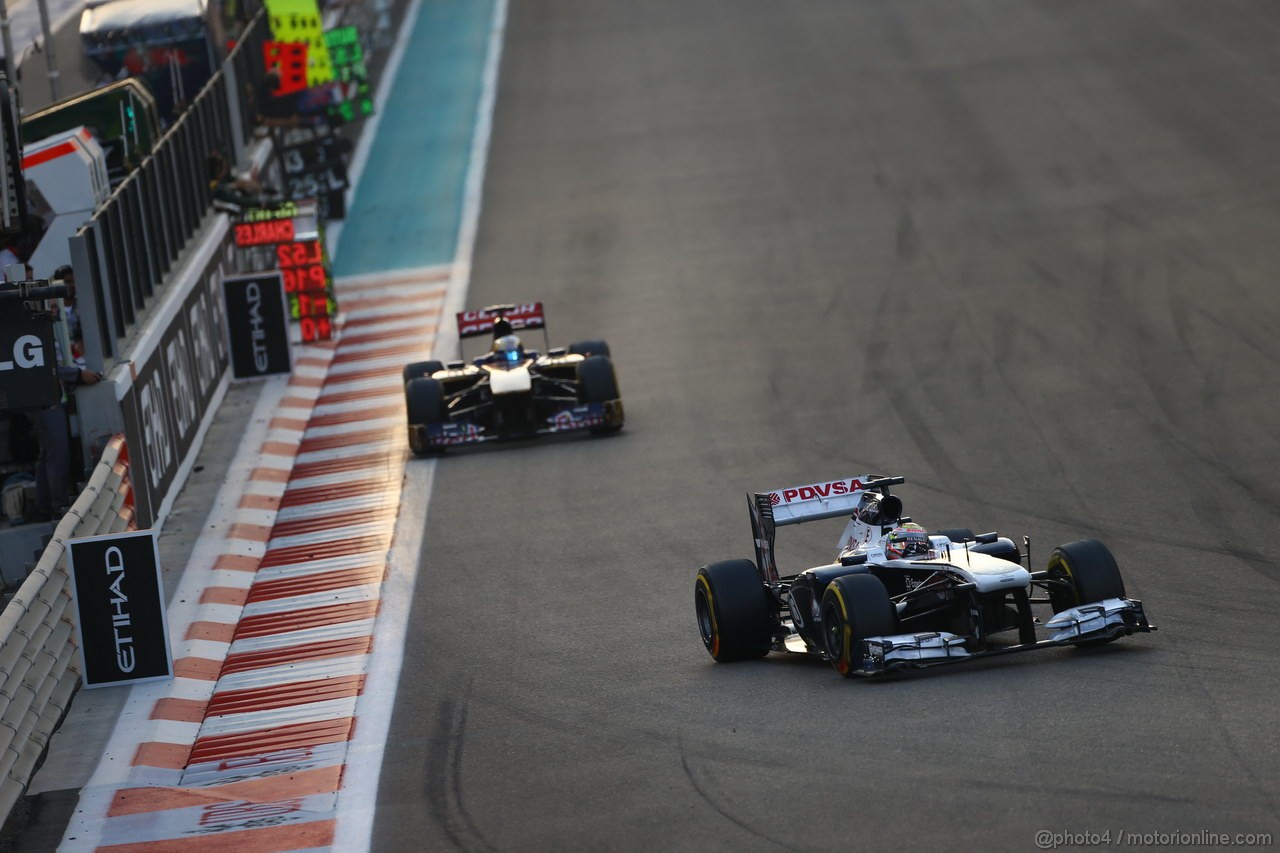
[885,523,931,559]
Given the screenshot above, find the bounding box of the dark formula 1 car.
[695,474,1155,678]
[403,302,623,453]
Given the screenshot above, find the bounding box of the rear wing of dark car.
[456,303,545,339]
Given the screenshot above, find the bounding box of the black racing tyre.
[695,560,772,662]
[1046,539,1126,611]
[821,573,898,678]
[935,528,975,543]
[406,377,446,425]
[403,360,444,384]
[406,378,446,455]
[569,339,611,358]
[577,355,622,432]
[1047,539,1127,647]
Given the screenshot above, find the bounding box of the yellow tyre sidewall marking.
[1048,554,1080,606]
[697,574,720,658]
[828,584,852,674]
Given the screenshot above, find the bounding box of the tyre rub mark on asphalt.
[426,690,500,853]
[678,735,802,852]
[1172,664,1280,818]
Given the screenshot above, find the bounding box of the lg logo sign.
[0,319,60,410]
[0,334,45,371]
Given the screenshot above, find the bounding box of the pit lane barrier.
[0,0,401,835]
[0,434,136,823]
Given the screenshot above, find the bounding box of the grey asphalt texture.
[374,2,1280,852]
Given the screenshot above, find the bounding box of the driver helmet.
[493,334,523,364]
[885,523,931,559]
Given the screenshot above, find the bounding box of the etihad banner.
[223,272,292,379]
[67,529,172,688]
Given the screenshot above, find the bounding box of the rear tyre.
[695,560,772,662]
[403,360,444,384]
[821,573,898,678]
[1047,539,1127,646]
[577,355,622,432]
[569,339,610,358]
[406,378,446,456]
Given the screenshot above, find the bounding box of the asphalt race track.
[375,2,1280,850]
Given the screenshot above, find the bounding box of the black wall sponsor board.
[67,529,173,687]
[223,272,292,378]
[0,313,61,410]
[119,232,233,527]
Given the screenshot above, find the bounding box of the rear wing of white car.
[747,475,904,582]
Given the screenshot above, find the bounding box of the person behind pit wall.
[206,146,269,212]
[51,265,82,361]
[20,266,103,522]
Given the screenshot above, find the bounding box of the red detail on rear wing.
[760,474,903,526]
[456,303,545,338]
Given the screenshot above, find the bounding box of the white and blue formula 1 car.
[694,474,1155,678]
[403,302,623,453]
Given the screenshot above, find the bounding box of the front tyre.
[821,573,898,678]
[403,360,444,384]
[1047,539,1127,646]
[1047,539,1126,611]
[577,355,623,433]
[568,339,611,358]
[695,560,772,662]
[406,377,446,456]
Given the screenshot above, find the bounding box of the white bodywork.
[485,363,532,394]
[913,542,1031,593]
[835,540,1030,594]
[838,519,880,553]
[763,475,870,525]
[862,631,971,664]
[1044,598,1140,642]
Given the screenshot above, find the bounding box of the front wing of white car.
[849,597,1155,676]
